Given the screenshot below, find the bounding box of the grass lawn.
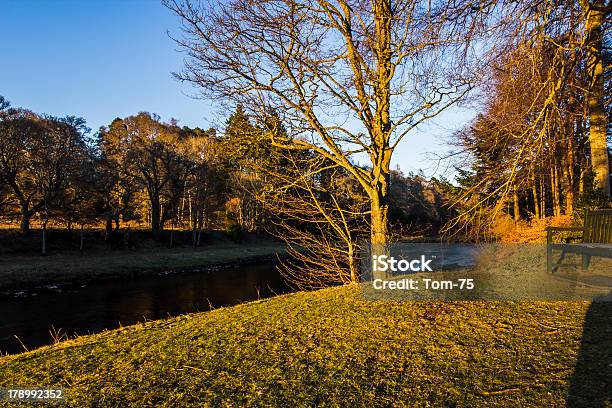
[0,242,286,293]
[0,285,609,407]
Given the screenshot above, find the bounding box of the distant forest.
[0,101,451,240]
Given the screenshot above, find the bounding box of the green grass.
[0,242,286,293]
[0,285,609,407]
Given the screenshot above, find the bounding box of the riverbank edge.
[0,244,287,298]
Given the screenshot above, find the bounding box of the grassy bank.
[0,241,285,293]
[0,285,609,406]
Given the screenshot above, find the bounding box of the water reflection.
[0,262,288,355]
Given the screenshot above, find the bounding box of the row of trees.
[451,0,610,233]
[98,113,221,241]
[0,97,446,262]
[0,97,225,244]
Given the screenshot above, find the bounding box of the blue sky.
[0,0,474,178]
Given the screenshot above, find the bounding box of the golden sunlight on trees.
[99,113,219,241]
[0,105,90,241]
[446,0,610,238]
[582,0,609,196]
[164,0,487,252]
[220,106,368,287]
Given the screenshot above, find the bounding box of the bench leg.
[552,251,566,273]
[582,255,591,270]
[547,245,552,273]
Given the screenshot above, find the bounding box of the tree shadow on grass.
[566,293,612,407]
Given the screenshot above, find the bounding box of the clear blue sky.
[0,0,474,178]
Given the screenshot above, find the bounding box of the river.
[0,262,289,355]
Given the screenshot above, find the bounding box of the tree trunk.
[20,207,31,236]
[551,166,561,217]
[150,194,161,239]
[370,197,389,279]
[369,0,392,267]
[79,224,85,252]
[564,176,574,216]
[561,156,574,216]
[41,221,48,256]
[370,153,391,279]
[531,173,540,219]
[583,0,610,196]
[540,174,546,218]
[579,159,586,195]
[124,227,131,250]
[513,188,520,222]
[348,243,359,284]
[563,114,575,216]
[41,203,49,256]
[370,198,389,249]
[104,217,113,240]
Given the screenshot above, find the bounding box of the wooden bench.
[546,209,612,273]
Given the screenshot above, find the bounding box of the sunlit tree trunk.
[540,174,546,218]
[370,189,390,254]
[579,158,587,195]
[582,0,609,197]
[561,154,574,216]
[551,165,561,217]
[369,0,392,255]
[531,172,540,219]
[512,188,520,222]
[563,108,575,216]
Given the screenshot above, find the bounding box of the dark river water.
[0,262,289,355]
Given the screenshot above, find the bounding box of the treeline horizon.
[0,89,608,247]
[0,98,452,250]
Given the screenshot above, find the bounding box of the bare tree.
[165,0,482,252]
[254,148,369,288]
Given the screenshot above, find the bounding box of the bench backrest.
[583,209,612,243]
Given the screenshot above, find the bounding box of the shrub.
[225,223,243,243]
